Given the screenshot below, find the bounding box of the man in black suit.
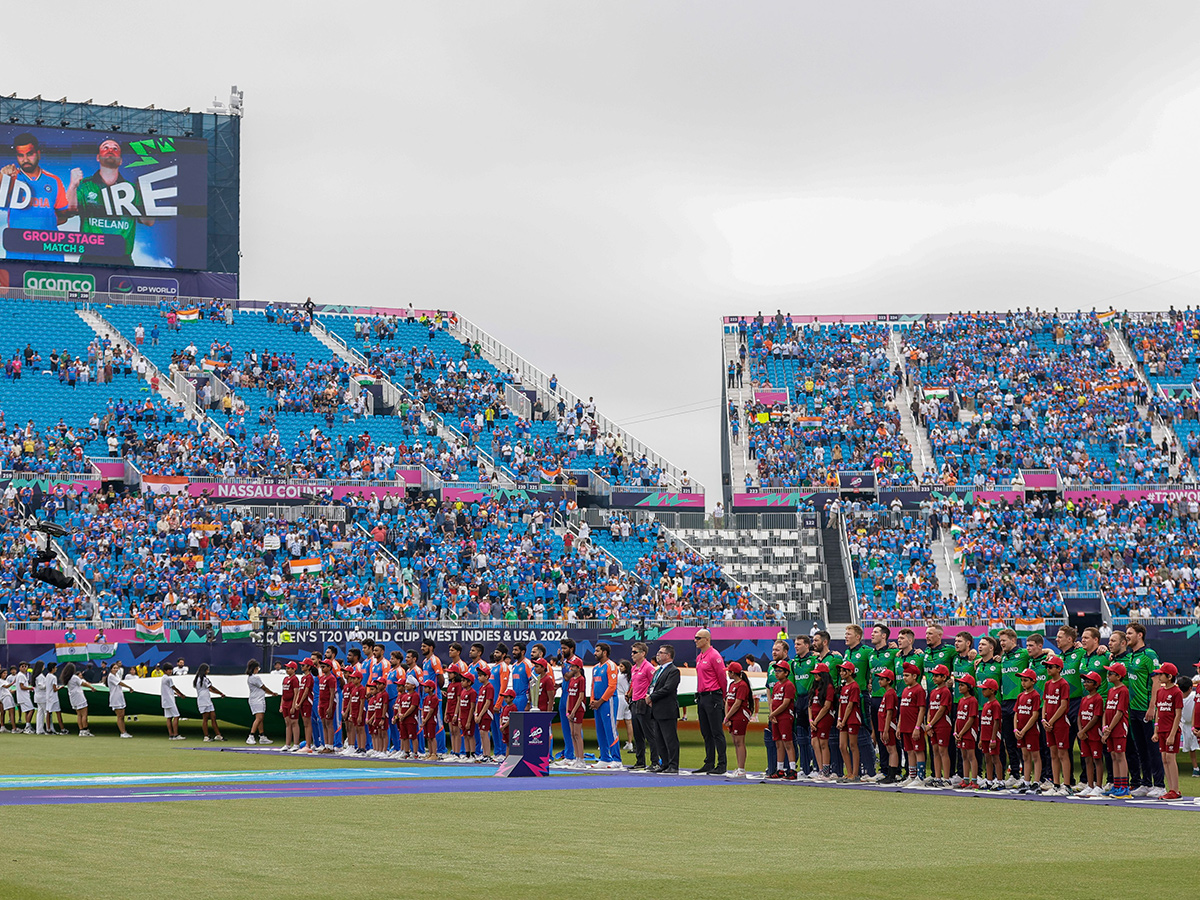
[646,644,680,773]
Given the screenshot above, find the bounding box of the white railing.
[504,383,532,421]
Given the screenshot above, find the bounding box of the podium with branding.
[494,711,552,777]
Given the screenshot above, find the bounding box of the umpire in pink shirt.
[693,629,728,774]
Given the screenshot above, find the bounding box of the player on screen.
[74,138,157,266]
[1,133,75,261]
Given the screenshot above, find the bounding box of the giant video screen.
[0,124,207,270]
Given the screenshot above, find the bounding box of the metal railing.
[237,504,347,522]
[837,514,860,626]
[504,383,532,421]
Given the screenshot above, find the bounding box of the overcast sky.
[6,2,1200,496]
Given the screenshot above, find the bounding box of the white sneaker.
[214,735,224,742]
[1131,786,1150,797]
[1055,785,1071,797]
[203,736,212,742]
[119,732,132,738]
[1088,786,1104,798]
[726,768,745,779]
[246,737,257,745]
[624,742,634,751]
[949,775,964,787]
[1003,776,1019,789]
[1148,787,1166,799]
[897,776,914,788]
[23,726,33,734]
[1038,780,1054,793]
[257,736,273,745]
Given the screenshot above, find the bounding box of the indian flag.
[202,358,227,372]
[55,642,89,662]
[1096,310,1118,324]
[177,308,200,322]
[1013,617,1045,638]
[339,595,369,611]
[290,557,323,575]
[353,372,377,386]
[923,387,950,400]
[794,416,822,428]
[135,617,165,642]
[221,619,253,640]
[539,466,562,483]
[86,642,116,660]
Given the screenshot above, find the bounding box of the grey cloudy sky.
[6,2,1200,496]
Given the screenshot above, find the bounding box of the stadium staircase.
[820,523,856,626]
[721,329,755,489]
[887,329,933,478]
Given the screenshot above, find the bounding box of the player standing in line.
[1041,656,1071,795]
[280,662,300,751]
[722,661,752,778]
[420,638,446,755]
[978,678,1002,791]
[953,673,979,790]
[923,664,953,787]
[767,659,797,781]
[1100,662,1131,798]
[59,663,93,737]
[160,664,185,741]
[420,679,440,761]
[897,662,926,787]
[489,645,511,757]
[474,663,495,762]
[193,663,225,742]
[317,658,338,753]
[566,656,588,768]
[1076,671,1106,796]
[558,639,578,761]
[836,661,862,783]
[509,642,534,711]
[808,662,835,781]
[1012,669,1041,793]
[875,668,900,784]
[246,659,276,746]
[1151,662,1184,801]
[590,642,621,768]
[296,659,316,753]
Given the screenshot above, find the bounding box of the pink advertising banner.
[91,460,126,479]
[754,390,788,405]
[972,490,1024,503]
[1062,487,1200,504]
[143,472,422,500]
[8,628,136,645]
[1020,470,1060,489]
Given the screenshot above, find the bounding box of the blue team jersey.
[510,659,532,702]
[6,169,67,260]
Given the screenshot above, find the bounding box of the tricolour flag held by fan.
[352,372,377,386]
[202,358,227,372]
[1096,309,1118,325]
[177,308,200,322]
[338,595,369,611]
[55,642,89,662]
[538,466,563,483]
[1013,617,1045,638]
[135,617,165,642]
[923,387,950,400]
[221,619,253,640]
[794,416,822,428]
[142,475,190,496]
[289,557,323,575]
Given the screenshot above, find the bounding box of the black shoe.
[692,766,713,775]
[647,765,662,773]
[710,766,728,776]
[630,763,646,771]
[662,767,679,774]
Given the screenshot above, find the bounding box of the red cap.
[1152,662,1178,677]
[930,664,950,677]
[813,663,830,674]
[568,656,584,669]
[838,660,857,672]
[877,668,895,681]
[347,669,361,679]
[955,673,977,689]
[902,662,921,676]
[422,679,435,689]
[981,678,999,692]
[533,657,550,669]
[1082,671,1103,684]
[772,660,790,672]
[726,661,743,675]
[1019,668,1037,681]
[285,661,297,669]
[1104,662,1127,679]
[1045,656,1064,669]
[501,688,516,698]
[461,671,475,685]
[476,663,491,679]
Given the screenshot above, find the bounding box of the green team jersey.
[869,647,899,697]
[76,172,143,258]
[1081,650,1110,699]
[974,656,1002,702]
[791,653,818,696]
[843,643,872,693]
[1028,651,1049,695]
[816,650,843,685]
[924,642,956,693]
[999,647,1029,701]
[1124,646,1160,711]
[1059,646,1087,699]
[895,648,925,685]
[952,652,976,693]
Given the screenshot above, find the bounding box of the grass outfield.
[2,721,1198,900]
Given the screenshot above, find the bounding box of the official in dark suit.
[646,644,680,773]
